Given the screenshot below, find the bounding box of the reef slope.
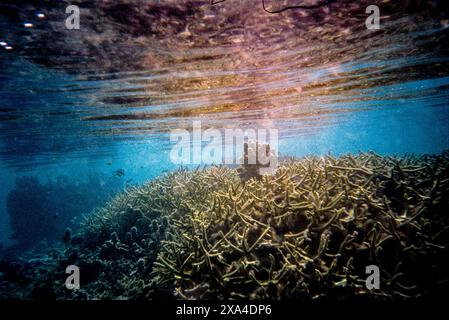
[1,151,448,300]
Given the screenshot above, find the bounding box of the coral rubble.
[1,151,448,300]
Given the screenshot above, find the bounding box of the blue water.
[0,0,448,248]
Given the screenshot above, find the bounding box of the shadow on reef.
[1,151,449,300]
[4,172,124,253]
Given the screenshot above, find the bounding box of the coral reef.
[1,151,448,300]
[151,152,449,299]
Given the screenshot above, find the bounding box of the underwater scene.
[0,0,449,303]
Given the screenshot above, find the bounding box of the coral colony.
[1,148,448,300]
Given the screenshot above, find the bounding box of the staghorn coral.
[81,151,449,300]
[1,151,448,300]
[148,152,449,299]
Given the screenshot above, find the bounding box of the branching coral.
[1,151,448,300]
[81,151,449,300]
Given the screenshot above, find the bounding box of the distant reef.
[1,151,448,300]
[5,173,124,252]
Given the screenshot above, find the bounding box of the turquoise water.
[0,0,448,247]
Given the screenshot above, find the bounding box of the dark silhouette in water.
[62,227,72,248]
[6,173,123,252]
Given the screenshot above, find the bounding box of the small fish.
[114,169,125,178]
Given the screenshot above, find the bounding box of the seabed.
[1,151,448,300]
